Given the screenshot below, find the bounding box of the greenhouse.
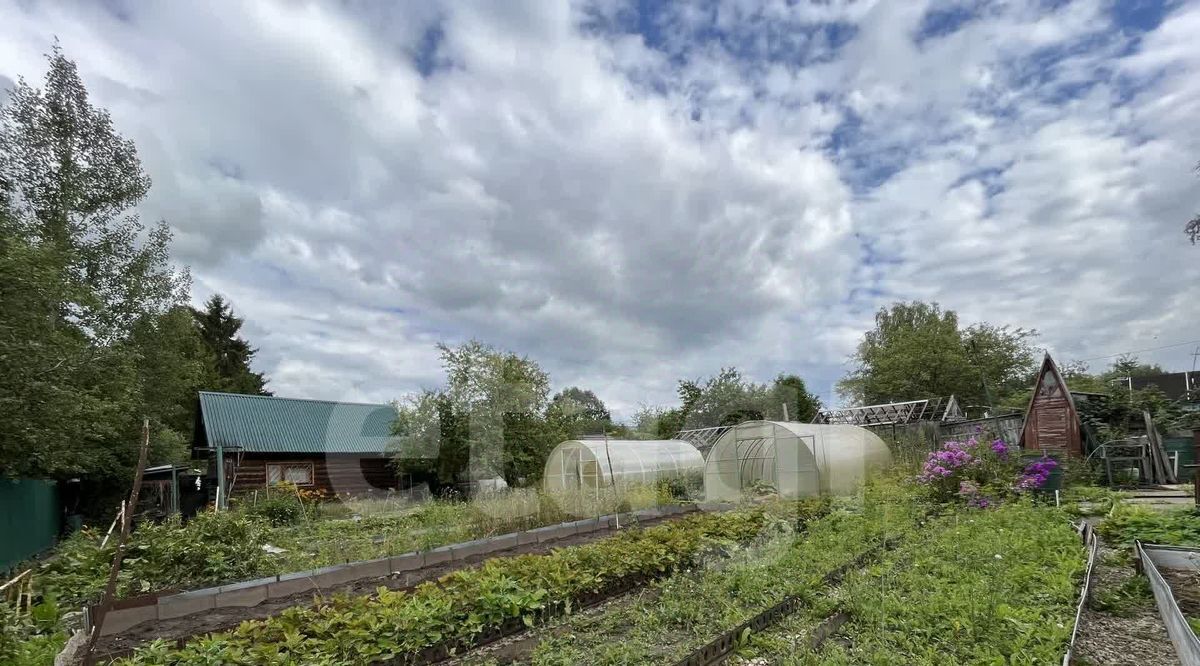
[703,421,892,501]
[542,439,705,492]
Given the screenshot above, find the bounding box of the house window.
[266,462,314,487]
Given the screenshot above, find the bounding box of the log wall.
[228,454,399,495]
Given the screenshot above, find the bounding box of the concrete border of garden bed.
[1136,541,1200,666]
[81,503,700,638]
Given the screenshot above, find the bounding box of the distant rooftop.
[1129,372,1199,402]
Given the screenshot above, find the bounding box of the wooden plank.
[1144,411,1177,484]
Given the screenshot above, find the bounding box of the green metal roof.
[196,392,398,455]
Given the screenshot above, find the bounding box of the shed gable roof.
[196,392,397,455]
[1018,353,1081,449]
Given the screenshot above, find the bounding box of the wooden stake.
[85,419,152,657]
[99,501,124,549]
[0,568,31,595]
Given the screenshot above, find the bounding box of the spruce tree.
[192,294,270,395]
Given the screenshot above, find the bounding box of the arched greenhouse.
[542,439,704,492]
[703,421,892,501]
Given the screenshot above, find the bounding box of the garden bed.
[453,479,923,665]
[87,509,697,662]
[106,505,791,665]
[1136,543,1200,664]
[15,487,683,664]
[1073,540,1177,666]
[736,502,1087,665]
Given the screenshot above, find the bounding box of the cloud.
[1,0,1197,416]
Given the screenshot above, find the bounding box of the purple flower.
[1016,456,1057,491]
[990,438,1009,460]
[969,496,992,509]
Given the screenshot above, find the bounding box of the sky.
[1,0,1198,418]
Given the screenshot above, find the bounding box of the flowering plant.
[916,433,1019,506]
[1016,457,1058,492]
[915,429,1064,506]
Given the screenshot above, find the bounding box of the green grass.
[756,501,1086,665]
[1090,576,1152,617]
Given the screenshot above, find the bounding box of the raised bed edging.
[1137,541,1200,666]
[83,503,702,638]
[1061,520,1098,666]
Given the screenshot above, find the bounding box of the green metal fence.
[1163,436,1196,482]
[0,479,60,571]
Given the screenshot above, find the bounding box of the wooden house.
[1019,353,1084,457]
[192,392,401,502]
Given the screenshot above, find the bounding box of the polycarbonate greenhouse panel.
[703,421,892,501]
[543,439,704,492]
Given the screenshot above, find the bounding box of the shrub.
[916,433,1017,504]
[238,482,328,526]
[36,510,274,606]
[243,493,305,526]
[0,598,33,663]
[915,432,1061,507]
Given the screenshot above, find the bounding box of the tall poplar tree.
[0,45,189,480]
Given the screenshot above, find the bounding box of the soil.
[91,513,687,661]
[1073,540,1181,666]
[445,585,662,665]
[1162,568,1200,619]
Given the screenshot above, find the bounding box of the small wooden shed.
[1019,353,1083,457]
[192,392,401,504]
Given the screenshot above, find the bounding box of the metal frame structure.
[813,396,964,426]
[674,426,733,458]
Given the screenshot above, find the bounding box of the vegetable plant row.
[35,485,679,611]
[494,478,925,665]
[116,502,826,665]
[735,500,1086,665]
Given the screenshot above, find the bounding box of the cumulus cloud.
[1,0,1197,416]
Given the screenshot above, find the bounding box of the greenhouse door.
[732,422,776,493]
[579,460,601,489]
[557,446,581,490]
[776,429,820,497]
